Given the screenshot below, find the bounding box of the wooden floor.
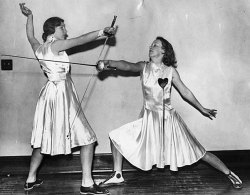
[1,167,250,195]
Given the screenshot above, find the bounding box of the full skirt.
[109,108,206,171]
[31,76,97,155]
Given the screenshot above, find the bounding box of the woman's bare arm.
[98,60,145,72]
[172,68,217,120]
[19,3,40,53]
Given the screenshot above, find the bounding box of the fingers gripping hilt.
[103,15,117,70]
[103,15,117,37]
[96,15,117,71]
[96,61,116,71]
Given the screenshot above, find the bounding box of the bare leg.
[99,141,125,186]
[26,148,44,183]
[202,152,242,188]
[79,143,110,194]
[202,152,229,174]
[80,143,95,187]
[111,141,123,172]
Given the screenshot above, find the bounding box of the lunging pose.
[97,36,242,189]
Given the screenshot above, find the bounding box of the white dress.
[109,62,206,171]
[31,37,97,155]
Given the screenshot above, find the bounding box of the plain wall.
[0,0,250,156]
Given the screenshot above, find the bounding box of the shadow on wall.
[66,36,140,80]
[66,37,117,56]
[97,69,140,81]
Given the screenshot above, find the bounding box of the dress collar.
[150,62,165,70]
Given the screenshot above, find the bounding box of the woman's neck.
[150,57,163,66]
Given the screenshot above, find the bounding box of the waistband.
[47,73,68,82]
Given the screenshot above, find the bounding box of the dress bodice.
[35,39,70,82]
[141,62,173,111]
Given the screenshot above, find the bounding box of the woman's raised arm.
[19,3,40,53]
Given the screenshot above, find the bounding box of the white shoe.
[226,170,242,189]
[100,172,124,186]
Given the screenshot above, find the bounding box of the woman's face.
[54,22,68,40]
[149,39,165,58]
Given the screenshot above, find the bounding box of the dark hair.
[42,17,64,42]
[156,36,177,67]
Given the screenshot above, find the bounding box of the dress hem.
[31,139,97,156]
[110,138,206,171]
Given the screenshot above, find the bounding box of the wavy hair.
[156,36,177,68]
[42,17,64,42]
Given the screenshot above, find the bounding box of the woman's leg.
[99,141,124,186]
[80,143,95,187]
[26,148,44,183]
[80,143,110,194]
[202,152,229,174]
[111,140,123,172]
[202,152,242,188]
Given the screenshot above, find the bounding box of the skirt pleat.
[31,77,97,155]
[109,108,206,171]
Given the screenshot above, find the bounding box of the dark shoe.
[226,171,242,189]
[99,171,124,187]
[80,183,109,194]
[24,179,43,191]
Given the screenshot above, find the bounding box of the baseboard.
[0,150,249,175]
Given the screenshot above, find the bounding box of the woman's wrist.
[200,106,206,114]
[27,14,33,19]
[97,29,104,37]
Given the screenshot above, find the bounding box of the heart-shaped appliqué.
[158,78,168,89]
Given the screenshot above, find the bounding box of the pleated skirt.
[109,108,206,171]
[31,76,97,155]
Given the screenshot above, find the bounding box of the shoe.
[226,171,242,189]
[99,171,124,187]
[80,183,109,195]
[24,179,43,191]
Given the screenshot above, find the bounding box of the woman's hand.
[103,26,117,37]
[201,108,217,120]
[19,3,32,17]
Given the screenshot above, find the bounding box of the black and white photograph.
[0,0,249,194]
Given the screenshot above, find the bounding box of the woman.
[97,37,242,189]
[20,3,116,194]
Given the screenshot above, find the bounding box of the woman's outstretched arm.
[172,68,217,120]
[97,60,145,72]
[52,27,117,53]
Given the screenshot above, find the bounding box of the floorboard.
[1,167,249,195]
